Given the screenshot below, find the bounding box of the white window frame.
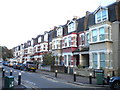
[57,27,63,36]
[79,33,85,46]
[68,21,76,33]
[44,33,48,42]
[95,8,108,24]
[38,36,42,43]
[100,52,106,68]
[90,24,112,44]
[99,27,105,41]
[68,36,71,47]
[85,32,90,45]
[92,53,98,69]
[92,29,98,42]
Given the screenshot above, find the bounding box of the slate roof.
[108,2,118,22]
[48,30,53,42]
[77,17,85,33]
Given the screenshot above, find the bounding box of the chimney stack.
[86,11,90,16]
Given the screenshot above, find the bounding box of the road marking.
[22,80,38,88]
[5,71,8,73]
[14,71,17,72]
[42,75,59,83]
[21,71,24,73]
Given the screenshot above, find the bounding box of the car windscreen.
[26,62,34,64]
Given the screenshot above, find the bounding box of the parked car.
[23,61,37,72]
[3,61,10,66]
[0,60,3,69]
[13,63,23,69]
[8,62,14,67]
[8,59,17,67]
[109,76,120,89]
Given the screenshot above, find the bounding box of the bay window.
[71,36,76,46]
[100,52,106,68]
[64,38,67,47]
[56,40,59,49]
[91,25,111,43]
[107,26,111,40]
[92,29,97,42]
[80,34,85,45]
[68,36,71,47]
[92,53,98,68]
[86,33,90,45]
[68,55,71,66]
[99,27,105,41]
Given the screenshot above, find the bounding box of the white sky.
[0,0,116,49]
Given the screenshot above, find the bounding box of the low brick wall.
[74,68,93,77]
[51,66,65,73]
[39,65,51,71]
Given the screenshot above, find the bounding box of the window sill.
[90,40,113,45]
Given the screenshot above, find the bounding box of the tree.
[1,46,13,60]
[42,52,55,66]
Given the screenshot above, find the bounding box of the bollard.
[107,73,110,84]
[18,72,21,85]
[89,73,92,84]
[55,70,58,78]
[112,71,115,76]
[74,72,76,82]
[2,67,4,71]
[10,70,12,76]
[2,69,5,78]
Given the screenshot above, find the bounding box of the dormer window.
[38,37,41,43]
[31,40,34,46]
[57,27,63,36]
[68,21,76,33]
[95,7,108,23]
[44,33,48,42]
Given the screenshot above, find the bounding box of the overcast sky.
[0,0,116,49]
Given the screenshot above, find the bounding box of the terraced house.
[13,1,120,76]
[51,26,63,66]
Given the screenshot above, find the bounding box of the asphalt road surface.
[3,66,110,90]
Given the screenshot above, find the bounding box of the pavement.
[36,69,109,87]
[0,68,110,89]
[0,69,26,90]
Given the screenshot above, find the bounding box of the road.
[3,66,110,90]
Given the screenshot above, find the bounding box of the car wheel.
[113,81,120,89]
[33,70,36,72]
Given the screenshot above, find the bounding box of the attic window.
[95,9,108,23]
[68,21,76,33]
